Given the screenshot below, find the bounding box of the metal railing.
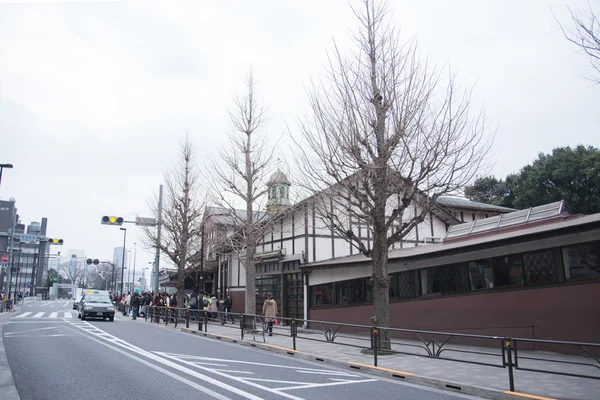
[140,306,600,393]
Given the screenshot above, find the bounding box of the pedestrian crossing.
[13,311,76,319]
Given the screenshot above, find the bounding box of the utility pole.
[6,201,16,299]
[153,184,163,294]
[133,242,137,293]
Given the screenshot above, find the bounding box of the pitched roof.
[204,206,271,226]
[301,211,600,270]
[436,196,517,213]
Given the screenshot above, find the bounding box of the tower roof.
[267,169,290,186]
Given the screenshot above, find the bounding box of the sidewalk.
[147,316,600,400]
[0,305,20,399]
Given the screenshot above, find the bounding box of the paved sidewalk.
[0,306,21,399]
[147,316,600,400]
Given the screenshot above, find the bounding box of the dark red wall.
[308,282,600,352]
[230,290,246,314]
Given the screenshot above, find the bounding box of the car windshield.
[84,295,111,304]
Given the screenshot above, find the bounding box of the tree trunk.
[177,258,185,308]
[372,194,391,350]
[244,127,257,317]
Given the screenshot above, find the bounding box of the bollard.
[241,314,245,340]
[291,319,297,351]
[198,310,202,331]
[505,338,515,392]
[165,307,168,326]
[203,310,208,332]
[185,309,190,329]
[174,308,178,328]
[372,327,379,367]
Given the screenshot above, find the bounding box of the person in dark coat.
[131,292,141,320]
[223,294,234,324]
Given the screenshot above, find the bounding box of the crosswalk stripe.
[33,312,44,318]
[63,312,73,319]
[49,312,58,318]
[15,312,32,318]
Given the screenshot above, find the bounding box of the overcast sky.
[1,0,599,270]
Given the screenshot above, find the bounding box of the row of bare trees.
[139,0,515,340]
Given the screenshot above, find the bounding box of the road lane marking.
[214,369,254,374]
[33,312,44,318]
[63,325,233,400]
[68,321,265,400]
[278,378,377,391]
[49,312,58,318]
[5,326,56,335]
[63,301,70,307]
[14,312,32,318]
[40,301,55,307]
[63,312,73,319]
[157,353,303,400]
[504,392,556,400]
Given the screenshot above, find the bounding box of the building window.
[562,241,600,279]
[311,283,335,306]
[492,254,523,288]
[523,249,556,286]
[390,271,416,299]
[283,260,300,271]
[256,275,281,300]
[468,259,494,290]
[337,278,366,304]
[441,263,467,294]
[420,267,441,295]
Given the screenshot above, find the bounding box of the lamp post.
[119,228,126,296]
[127,250,131,293]
[0,163,13,192]
[133,242,137,293]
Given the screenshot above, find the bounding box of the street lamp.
[120,227,126,296]
[0,163,13,192]
[133,242,137,293]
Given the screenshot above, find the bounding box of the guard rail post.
[241,314,245,340]
[505,337,515,392]
[371,326,380,367]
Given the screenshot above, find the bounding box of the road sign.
[0,254,9,263]
[19,234,37,244]
[135,217,157,227]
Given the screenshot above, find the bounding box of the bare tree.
[205,71,279,316]
[294,0,490,347]
[142,136,204,307]
[62,260,83,286]
[558,1,600,84]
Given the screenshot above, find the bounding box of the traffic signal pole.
[153,184,163,294]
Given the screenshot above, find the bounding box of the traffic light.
[101,216,124,226]
[47,238,64,245]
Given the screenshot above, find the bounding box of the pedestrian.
[131,292,140,320]
[209,294,218,320]
[223,294,234,324]
[262,293,278,336]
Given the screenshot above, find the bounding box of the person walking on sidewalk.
[131,292,141,320]
[223,294,234,324]
[262,293,278,337]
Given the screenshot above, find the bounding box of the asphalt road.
[3,300,480,400]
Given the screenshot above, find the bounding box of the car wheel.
[78,313,81,319]
[81,313,86,321]
[109,316,114,322]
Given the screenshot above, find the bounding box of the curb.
[0,309,21,399]
[171,325,556,400]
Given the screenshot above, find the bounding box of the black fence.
[141,305,600,393]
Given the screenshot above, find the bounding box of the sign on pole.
[19,234,37,244]
[135,217,157,227]
[0,253,9,263]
